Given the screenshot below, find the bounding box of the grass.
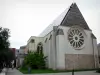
[19,67,65,74]
[19,67,98,74]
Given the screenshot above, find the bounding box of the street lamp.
[72,59,74,75]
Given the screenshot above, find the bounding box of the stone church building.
[26,3,99,70]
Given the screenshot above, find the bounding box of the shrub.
[96,68,100,73]
[24,51,47,69]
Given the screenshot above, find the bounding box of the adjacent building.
[17,45,26,67]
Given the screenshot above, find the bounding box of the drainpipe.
[92,37,96,68]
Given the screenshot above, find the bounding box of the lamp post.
[67,59,75,75]
[72,68,74,75]
[72,58,74,75]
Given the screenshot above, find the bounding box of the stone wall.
[65,54,95,70]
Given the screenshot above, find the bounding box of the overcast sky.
[0,0,100,49]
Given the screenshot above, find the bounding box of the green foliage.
[24,51,47,69]
[19,68,59,74]
[0,27,10,50]
[19,67,98,74]
[0,49,14,61]
[0,27,13,69]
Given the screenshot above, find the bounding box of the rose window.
[68,27,85,49]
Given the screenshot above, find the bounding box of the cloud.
[0,0,100,48]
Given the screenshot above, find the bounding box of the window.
[68,26,85,49]
[37,42,43,54]
[99,56,100,63]
[49,35,52,40]
[31,39,35,43]
[45,38,47,43]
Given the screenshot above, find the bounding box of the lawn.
[19,67,98,74]
[19,68,66,74]
[96,68,100,73]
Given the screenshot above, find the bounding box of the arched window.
[49,35,52,40]
[30,39,35,43]
[45,38,47,43]
[37,42,43,54]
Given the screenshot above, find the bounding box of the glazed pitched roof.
[39,3,91,37]
[39,6,69,37]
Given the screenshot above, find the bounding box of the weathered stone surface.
[65,54,95,70]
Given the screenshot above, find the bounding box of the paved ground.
[6,68,23,75]
[0,68,8,75]
[25,71,100,75]
[0,73,5,75]
[2,68,99,75]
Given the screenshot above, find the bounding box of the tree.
[24,51,47,69]
[0,27,10,49]
[5,49,15,68]
[0,27,12,69]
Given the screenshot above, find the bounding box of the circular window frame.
[67,26,86,50]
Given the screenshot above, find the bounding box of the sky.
[0,0,100,49]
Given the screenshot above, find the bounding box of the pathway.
[6,68,23,75]
[0,73,5,75]
[3,68,100,75]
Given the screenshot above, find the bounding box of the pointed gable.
[60,3,90,30]
[39,3,91,37]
